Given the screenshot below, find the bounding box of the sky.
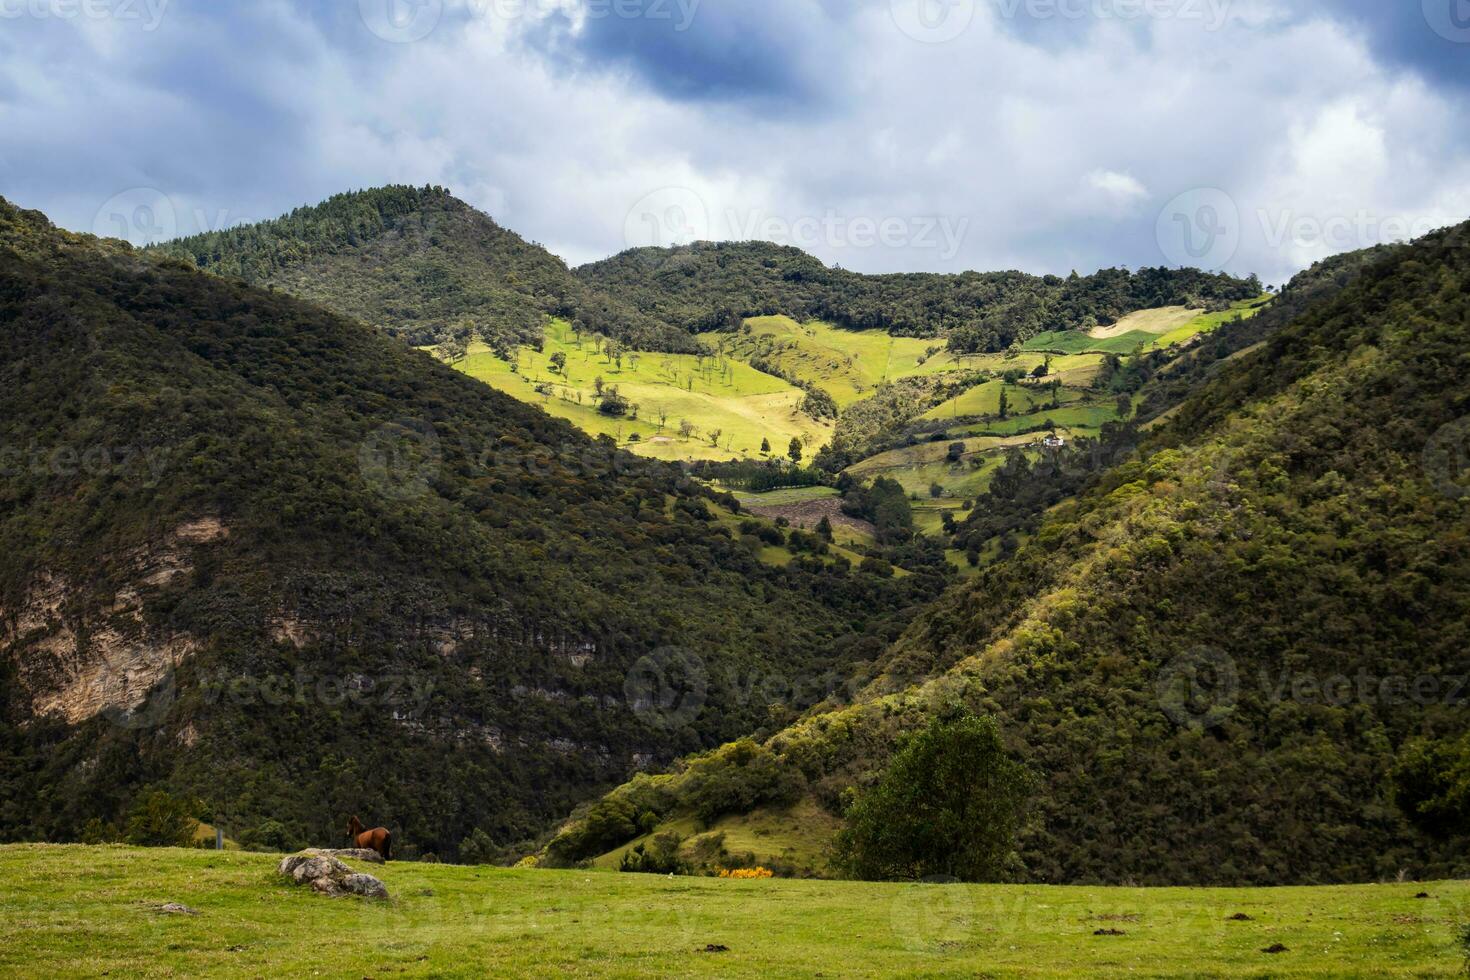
[1,0,1468,286]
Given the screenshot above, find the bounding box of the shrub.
[79,818,119,845]
[619,832,688,875]
[239,819,299,853]
[124,791,197,848]
[833,712,1032,882]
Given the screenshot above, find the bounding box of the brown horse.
[347,815,392,861]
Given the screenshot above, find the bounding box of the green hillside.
[449,319,832,462]
[0,197,940,857]
[578,240,1262,350]
[151,185,689,352]
[544,224,1470,885]
[2,846,1464,977]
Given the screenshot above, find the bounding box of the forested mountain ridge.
[0,197,937,856]
[577,240,1262,351]
[546,223,1470,885]
[151,185,695,354]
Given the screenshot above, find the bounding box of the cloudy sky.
[2,0,1468,285]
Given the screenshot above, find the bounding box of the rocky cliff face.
[2,519,226,726]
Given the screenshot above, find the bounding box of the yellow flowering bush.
[717,867,774,879]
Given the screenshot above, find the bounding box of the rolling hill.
[0,196,941,857]
[576,239,1263,349]
[543,224,1470,885]
[151,185,691,353]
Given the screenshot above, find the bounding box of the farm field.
[920,378,1085,422]
[1,846,1465,978]
[699,316,951,408]
[450,320,832,462]
[1022,297,1271,355]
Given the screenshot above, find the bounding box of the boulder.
[277,852,388,899]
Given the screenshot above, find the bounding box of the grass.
[701,317,1098,408]
[2,845,1466,977]
[920,380,1084,422]
[591,800,842,878]
[451,319,832,462]
[1023,297,1273,356]
[699,316,948,408]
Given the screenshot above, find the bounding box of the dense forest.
[0,197,942,858]
[548,223,1470,884]
[152,186,695,354]
[577,240,1262,352]
[153,188,1260,363]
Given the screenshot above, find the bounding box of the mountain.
[152,185,694,353]
[546,224,1470,884]
[576,240,1263,351]
[0,197,938,855]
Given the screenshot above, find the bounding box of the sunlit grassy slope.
[4,846,1462,977]
[452,320,832,462]
[698,316,949,408]
[1023,297,1270,355]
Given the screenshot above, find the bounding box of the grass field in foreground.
[1,846,1466,978]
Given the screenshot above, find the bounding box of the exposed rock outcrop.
[277,853,389,899]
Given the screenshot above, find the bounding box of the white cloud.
[0,0,1466,285]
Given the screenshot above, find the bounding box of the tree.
[125,790,197,847]
[593,376,605,399]
[834,713,1032,882]
[459,828,497,865]
[760,437,771,455]
[1390,733,1470,837]
[599,387,629,417]
[815,516,834,542]
[929,482,944,499]
[1031,358,1050,378]
[788,437,803,466]
[1115,394,1133,420]
[435,336,468,364]
[549,352,567,375]
[679,419,696,440]
[656,406,669,431]
[997,387,1010,420]
[947,442,966,463]
[708,428,723,447]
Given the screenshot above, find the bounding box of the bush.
[834,713,1032,882]
[239,820,299,853]
[619,832,688,875]
[124,791,197,848]
[79,818,119,844]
